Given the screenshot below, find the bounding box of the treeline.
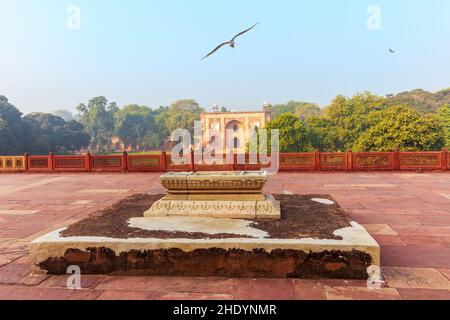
[0,95,205,155]
[265,90,450,152]
[75,97,204,152]
[1,88,449,155]
[0,96,90,155]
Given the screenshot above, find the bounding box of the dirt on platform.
[251,194,351,239]
[61,194,352,240]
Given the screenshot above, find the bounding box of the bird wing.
[231,23,259,41]
[201,41,231,60]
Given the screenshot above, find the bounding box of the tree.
[267,113,313,152]
[435,104,450,148]
[76,97,117,152]
[165,99,204,137]
[387,88,450,114]
[324,92,388,151]
[59,120,91,152]
[21,116,49,154]
[354,105,445,151]
[52,109,75,122]
[304,115,339,151]
[141,132,164,150]
[115,104,167,151]
[0,95,25,155]
[115,105,150,149]
[23,113,90,153]
[295,103,321,120]
[264,100,320,118]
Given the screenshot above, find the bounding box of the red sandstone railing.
[1,149,449,173]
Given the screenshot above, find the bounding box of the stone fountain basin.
[160,171,267,194]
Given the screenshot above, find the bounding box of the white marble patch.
[311,198,335,205]
[128,216,269,239]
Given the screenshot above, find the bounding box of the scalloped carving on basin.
[145,171,280,219]
[160,171,267,194]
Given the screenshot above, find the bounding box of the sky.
[1,0,450,114]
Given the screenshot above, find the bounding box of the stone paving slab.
[382,267,450,290]
[0,172,449,299]
[324,286,402,300]
[0,210,40,215]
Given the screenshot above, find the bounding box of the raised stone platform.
[30,194,380,279]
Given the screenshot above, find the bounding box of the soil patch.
[61,194,352,240]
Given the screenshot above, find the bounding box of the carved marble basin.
[146,171,279,219]
[160,171,267,194]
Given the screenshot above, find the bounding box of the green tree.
[294,103,321,120]
[60,120,91,152]
[324,92,388,151]
[387,88,450,114]
[21,116,49,154]
[267,113,313,152]
[115,104,167,151]
[76,96,117,152]
[115,105,150,149]
[264,100,320,118]
[141,132,164,150]
[304,115,339,151]
[435,104,450,148]
[23,113,90,153]
[165,99,204,137]
[354,105,445,151]
[52,109,75,122]
[155,106,169,127]
[0,95,25,155]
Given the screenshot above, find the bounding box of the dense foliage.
[387,88,450,114]
[353,106,445,151]
[1,88,449,155]
[164,99,204,135]
[434,104,450,148]
[23,113,90,153]
[266,113,312,152]
[269,92,448,152]
[264,100,321,119]
[114,104,168,151]
[0,95,205,155]
[0,95,90,155]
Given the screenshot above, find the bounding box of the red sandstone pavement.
[0,172,449,300]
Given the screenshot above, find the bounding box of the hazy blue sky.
[1,0,449,114]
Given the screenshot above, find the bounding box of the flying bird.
[389,49,396,53]
[201,23,259,60]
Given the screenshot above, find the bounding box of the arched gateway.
[200,110,271,154]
